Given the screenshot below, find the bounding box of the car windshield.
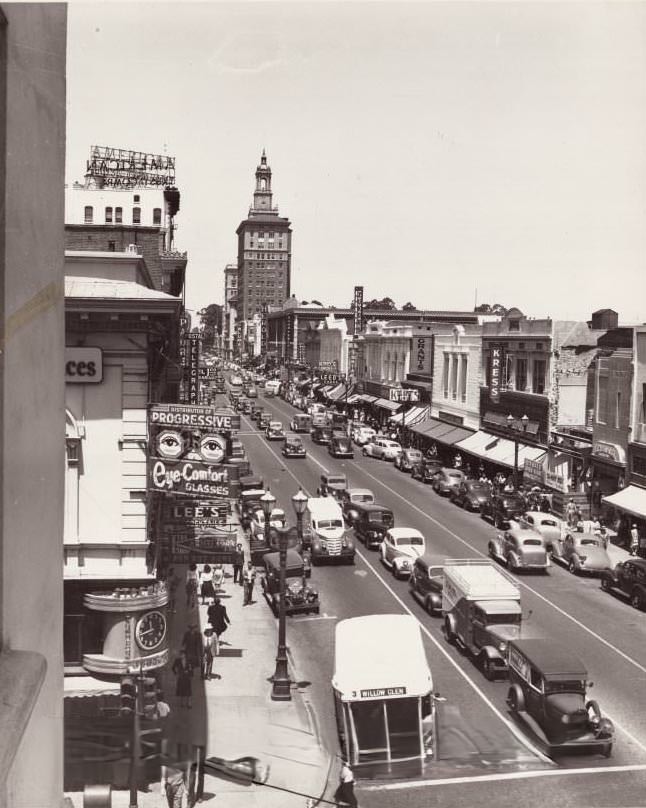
[484,612,521,625]
[545,680,586,694]
[352,494,373,503]
[503,497,524,506]
[522,539,543,546]
[448,472,462,479]
[327,477,346,485]
[468,483,489,493]
[580,538,601,547]
[369,512,392,524]
[540,519,558,527]
[408,451,422,460]
[317,519,343,529]
[397,536,423,546]
[385,442,400,448]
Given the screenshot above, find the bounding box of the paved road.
[230,389,646,807]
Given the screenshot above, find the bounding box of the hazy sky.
[66,2,646,322]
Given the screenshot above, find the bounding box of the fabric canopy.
[389,406,429,425]
[345,393,362,405]
[407,417,473,445]
[454,430,546,469]
[325,383,346,400]
[374,397,402,411]
[602,486,646,520]
[360,394,379,404]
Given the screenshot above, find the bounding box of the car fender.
[479,645,504,661]
[507,551,521,570]
[488,536,503,558]
[445,612,458,638]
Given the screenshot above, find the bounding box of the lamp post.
[270,524,292,700]
[507,413,529,491]
[259,489,276,547]
[292,488,308,547]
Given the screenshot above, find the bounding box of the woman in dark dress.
[172,650,194,709]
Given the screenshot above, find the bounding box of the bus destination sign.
[359,686,407,699]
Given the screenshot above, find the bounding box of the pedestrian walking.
[182,624,203,672]
[207,596,230,639]
[166,567,179,614]
[185,563,199,609]
[565,498,577,529]
[243,561,257,605]
[201,627,218,680]
[631,523,640,556]
[171,650,194,709]
[163,759,186,808]
[335,760,358,807]
[212,563,225,592]
[154,690,171,720]
[199,564,215,605]
[232,543,245,585]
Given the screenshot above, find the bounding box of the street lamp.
[507,413,529,491]
[292,488,308,546]
[260,489,276,544]
[270,524,292,701]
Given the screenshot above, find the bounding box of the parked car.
[328,434,354,458]
[394,448,424,472]
[352,426,376,446]
[340,488,375,525]
[488,526,550,573]
[481,491,527,529]
[354,503,395,550]
[262,550,319,616]
[432,468,465,496]
[506,639,613,757]
[290,413,312,433]
[282,435,307,458]
[409,554,445,615]
[601,557,646,610]
[311,426,333,445]
[411,458,443,484]
[518,512,563,551]
[362,438,403,461]
[550,531,611,575]
[450,479,492,511]
[380,527,426,579]
[265,421,285,441]
[317,473,348,499]
[249,507,287,542]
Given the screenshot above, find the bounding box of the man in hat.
[232,543,245,585]
[202,627,218,680]
[243,560,257,605]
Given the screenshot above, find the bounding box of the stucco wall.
[1,5,67,806]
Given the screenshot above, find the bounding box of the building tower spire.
[253,150,273,212]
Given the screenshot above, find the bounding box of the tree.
[364,297,396,311]
[402,302,417,311]
[198,303,224,335]
[474,303,508,315]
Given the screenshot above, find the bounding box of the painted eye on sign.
[65,347,103,383]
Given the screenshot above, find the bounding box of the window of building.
[105,206,113,223]
[115,207,123,223]
[597,374,608,424]
[108,241,116,252]
[153,207,162,225]
[615,391,621,429]
[134,194,140,203]
[508,319,520,331]
[459,354,468,402]
[532,359,546,395]
[443,354,450,398]
[133,207,141,224]
[84,205,93,223]
[633,454,646,477]
[450,354,458,399]
[515,357,527,392]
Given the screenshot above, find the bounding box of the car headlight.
[498,642,507,653]
[578,555,587,562]
[401,559,410,567]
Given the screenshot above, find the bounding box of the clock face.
[135,610,167,651]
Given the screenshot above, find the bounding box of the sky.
[66,2,646,323]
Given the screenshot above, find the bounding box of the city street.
[236,389,646,808]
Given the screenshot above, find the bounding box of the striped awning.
[374,398,402,412]
[345,393,362,405]
[389,406,430,425]
[454,430,546,469]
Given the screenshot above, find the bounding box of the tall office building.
[223,263,238,358]
[236,151,292,324]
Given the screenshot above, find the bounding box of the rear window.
[540,519,558,527]
[580,538,600,547]
[397,536,423,546]
[369,512,393,524]
[328,477,346,485]
[352,494,373,503]
[503,497,524,506]
[522,539,542,546]
[448,472,462,479]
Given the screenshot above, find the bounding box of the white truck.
[305,497,355,565]
[442,559,522,681]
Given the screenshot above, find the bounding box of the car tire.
[444,616,456,645]
[568,559,578,575]
[630,588,644,611]
[424,596,434,615]
[482,656,496,682]
[507,685,525,713]
[495,514,502,529]
[601,576,612,592]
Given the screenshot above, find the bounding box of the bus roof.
[332,615,432,701]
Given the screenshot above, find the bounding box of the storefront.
[407,418,474,464]
[602,485,646,550]
[452,430,546,481]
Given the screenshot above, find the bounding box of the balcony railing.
[161,249,188,260]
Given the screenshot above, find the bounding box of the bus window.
[386,698,421,759]
[351,701,388,762]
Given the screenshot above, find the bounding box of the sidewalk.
[70,520,335,808]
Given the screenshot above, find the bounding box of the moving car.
[328,434,354,458]
[352,426,376,446]
[380,527,426,579]
[261,550,319,616]
[265,421,285,440]
[480,491,527,529]
[432,468,465,496]
[409,554,445,615]
[450,480,492,511]
[506,639,613,757]
[600,557,646,610]
[353,503,395,550]
[394,448,424,472]
[282,435,307,458]
[245,384,258,398]
[362,438,403,461]
[411,458,443,484]
[340,488,375,525]
[311,426,333,445]
[258,412,272,430]
[317,473,348,499]
[250,407,264,423]
[488,526,550,573]
[290,413,312,433]
[518,512,563,551]
[305,497,355,565]
[550,531,611,575]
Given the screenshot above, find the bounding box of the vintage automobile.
[380,527,426,578]
[352,425,376,446]
[409,553,445,615]
[488,526,550,573]
[238,397,252,415]
[317,473,348,499]
[600,557,646,610]
[518,512,563,550]
[311,426,333,445]
[394,448,424,472]
[328,434,354,458]
[481,491,527,529]
[282,435,307,458]
[239,491,265,530]
[410,458,443,484]
[265,421,285,441]
[290,413,313,433]
[353,503,395,550]
[362,438,403,461]
[261,550,319,616]
[550,531,611,575]
[258,412,272,430]
[340,488,375,525]
[431,468,466,497]
[249,507,287,543]
[245,384,258,398]
[506,639,614,757]
[450,480,492,511]
[239,474,264,495]
[250,406,264,422]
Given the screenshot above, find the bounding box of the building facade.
[223,263,238,358]
[431,325,482,431]
[236,151,292,323]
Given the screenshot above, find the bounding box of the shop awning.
[407,417,473,446]
[360,394,379,404]
[389,406,430,425]
[602,486,646,520]
[296,378,312,390]
[64,676,121,699]
[454,430,546,469]
[328,384,355,402]
[374,398,402,412]
[345,393,362,405]
[319,385,334,397]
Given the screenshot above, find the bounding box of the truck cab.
[305,497,355,565]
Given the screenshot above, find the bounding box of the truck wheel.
[444,616,456,644]
[630,589,644,610]
[507,685,524,713]
[482,656,496,681]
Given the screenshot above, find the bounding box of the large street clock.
[135,610,167,651]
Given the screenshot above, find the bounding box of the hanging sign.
[489,343,505,403]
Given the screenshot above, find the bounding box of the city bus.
[332,614,437,775]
